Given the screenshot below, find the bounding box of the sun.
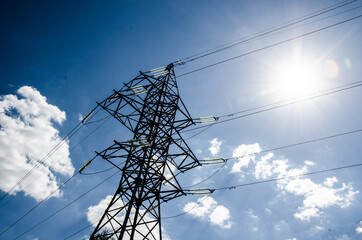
[271,55,322,99]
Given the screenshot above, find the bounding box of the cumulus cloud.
[356,221,362,234]
[231,143,261,173]
[87,195,171,240]
[0,86,73,201]
[208,138,222,156]
[253,152,358,221]
[183,196,232,229]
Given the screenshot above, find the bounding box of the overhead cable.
[162,195,211,219]
[176,0,358,64]
[226,129,362,161]
[212,162,362,191]
[177,14,362,77]
[0,172,80,236]
[179,128,362,189]
[184,81,362,133]
[12,170,119,240]
[63,223,94,240]
[162,162,362,220]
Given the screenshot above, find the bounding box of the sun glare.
[272,55,322,99]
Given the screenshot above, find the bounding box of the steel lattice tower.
[89,64,200,239]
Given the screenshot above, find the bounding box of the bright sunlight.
[271,54,323,99]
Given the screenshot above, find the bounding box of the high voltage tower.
[1,2,360,239]
[89,63,202,239]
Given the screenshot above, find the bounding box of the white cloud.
[248,209,259,220]
[254,152,274,179]
[356,221,362,234]
[253,152,358,222]
[336,234,350,240]
[231,143,261,173]
[208,138,222,156]
[313,225,324,231]
[87,195,171,240]
[324,177,338,187]
[209,205,232,229]
[293,207,320,221]
[0,86,74,201]
[184,196,217,218]
[304,160,315,166]
[183,196,232,229]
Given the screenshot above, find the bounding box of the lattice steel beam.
[90,64,200,240]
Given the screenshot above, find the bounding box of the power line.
[80,166,116,175]
[218,80,362,119]
[184,82,362,133]
[177,14,362,77]
[0,171,80,237]
[179,128,362,189]
[176,0,358,64]
[174,0,356,63]
[83,115,112,125]
[161,162,362,220]
[63,222,94,240]
[162,195,211,220]
[184,162,227,188]
[13,170,119,240]
[212,162,362,191]
[227,129,362,161]
[69,115,111,152]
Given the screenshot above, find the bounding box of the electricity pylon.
[89,63,201,239]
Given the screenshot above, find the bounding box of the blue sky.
[0,0,361,239]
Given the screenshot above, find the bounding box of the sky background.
[0,0,361,239]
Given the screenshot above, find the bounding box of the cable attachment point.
[199,158,226,165]
[81,110,94,123]
[127,138,150,148]
[108,91,120,102]
[149,66,169,77]
[186,188,215,195]
[175,60,184,66]
[127,85,147,95]
[145,205,158,214]
[163,176,175,185]
[79,159,94,174]
[195,116,219,124]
